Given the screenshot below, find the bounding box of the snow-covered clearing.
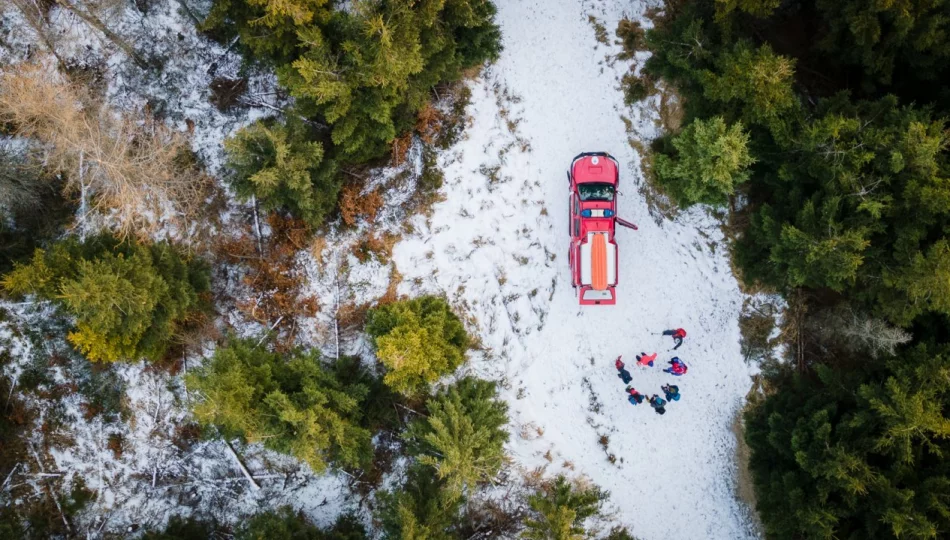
[393,1,761,538]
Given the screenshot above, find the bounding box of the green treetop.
[655,116,755,206]
[405,377,509,501]
[365,296,470,396]
[2,235,209,363]
[186,338,372,472]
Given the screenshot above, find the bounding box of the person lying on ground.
[662,328,687,350]
[615,356,632,384]
[663,357,688,376]
[636,352,657,367]
[662,384,680,402]
[625,385,645,405]
[649,394,667,415]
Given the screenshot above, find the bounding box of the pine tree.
[2,235,209,362]
[186,338,372,472]
[654,116,755,206]
[522,476,605,540]
[365,296,470,396]
[406,377,509,501]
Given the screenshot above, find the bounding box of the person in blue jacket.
[662,384,680,402]
[649,394,667,415]
[615,356,632,384]
[625,386,645,405]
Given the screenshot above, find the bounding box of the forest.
[640,0,950,538]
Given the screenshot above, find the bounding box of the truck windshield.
[578,183,615,202]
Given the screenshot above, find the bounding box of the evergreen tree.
[405,377,509,501]
[186,338,372,472]
[238,508,366,540]
[815,0,950,88]
[745,345,950,538]
[655,116,755,206]
[205,0,502,226]
[365,296,470,396]
[699,41,798,138]
[224,116,339,227]
[376,463,462,540]
[1,235,209,362]
[522,476,605,540]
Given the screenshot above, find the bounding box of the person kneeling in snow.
[662,328,687,350]
[663,357,688,376]
[649,394,667,415]
[625,385,645,405]
[636,352,657,367]
[662,384,680,402]
[615,356,633,384]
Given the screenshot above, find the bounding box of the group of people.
[613,328,688,415]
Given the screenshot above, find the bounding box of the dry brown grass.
[339,183,384,227]
[378,267,403,305]
[0,62,211,240]
[352,232,400,265]
[219,214,319,350]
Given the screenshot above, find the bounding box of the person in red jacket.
[636,352,657,367]
[662,328,687,350]
[663,357,688,376]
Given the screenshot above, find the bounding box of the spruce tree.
[746,345,950,538]
[186,338,372,472]
[2,235,209,362]
[405,377,509,501]
[376,463,462,540]
[654,116,755,206]
[224,116,339,227]
[365,296,470,396]
[522,476,605,540]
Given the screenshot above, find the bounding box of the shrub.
[405,377,509,501]
[365,296,470,396]
[186,338,372,472]
[616,18,645,59]
[2,235,210,363]
[219,214,319,349]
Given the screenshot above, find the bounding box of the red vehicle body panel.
[567,152,620,305]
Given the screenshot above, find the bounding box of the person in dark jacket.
[625,385,645,405]
[662,384,680,402]
[662,328,687,350]
[649,394,667,415]
[663,357,688,376]
[636,352,657,367]
[615,356,632,384]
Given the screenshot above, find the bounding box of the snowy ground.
[393,1,761,538]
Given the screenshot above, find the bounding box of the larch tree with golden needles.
[0,63,210,240]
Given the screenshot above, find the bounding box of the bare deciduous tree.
[809,304,912,359]
[0,62,211,240]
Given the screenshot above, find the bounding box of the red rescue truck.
[567,152,637,305]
